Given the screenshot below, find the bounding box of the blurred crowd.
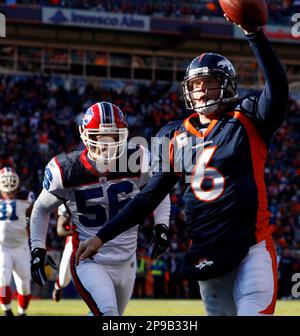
[9,0,300,24]
[0,74,299,299]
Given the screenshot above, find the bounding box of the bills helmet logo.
[82,108,94,128]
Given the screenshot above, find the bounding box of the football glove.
[31,248,57,287]
[151,224,170,259]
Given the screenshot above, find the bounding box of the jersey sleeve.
[153,194,171,226]
[135,145,151,189]
[239,29,289,140]
[42,157,66,200]
[30,189,64,250]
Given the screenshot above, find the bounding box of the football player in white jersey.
[52,204,72,302]
[30,101,171,316]
[0,167,34,316]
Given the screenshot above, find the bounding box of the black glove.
[151,224,170,259]
[31,248,57,287]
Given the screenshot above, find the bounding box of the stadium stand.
[12,0,300,23]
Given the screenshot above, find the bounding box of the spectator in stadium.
[150,257,168,298]
[133,249,148,298]
[11,0,297,23]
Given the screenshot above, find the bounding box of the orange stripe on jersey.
[184,113,203,137]
[183,113,220,138]
[229,111,273,242]
[259,237,278,315]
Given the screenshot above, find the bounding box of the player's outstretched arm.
[75,172,178,264]
[75,235,103,266]
[98,172,177,242]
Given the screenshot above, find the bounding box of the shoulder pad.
[43,156,64,194]
[54,151,99,188]
[232,91,260,115]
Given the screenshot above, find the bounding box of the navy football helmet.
[182,53,238,115]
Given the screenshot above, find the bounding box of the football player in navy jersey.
[30,102,170,316]
[0,167,35,316]
[75,20,289,315]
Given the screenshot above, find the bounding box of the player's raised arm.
[246,29,289,133]
[223,7,289,135]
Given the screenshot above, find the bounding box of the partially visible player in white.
[52,204,72,302]
[30,101,171,316]
[0,167,34,316]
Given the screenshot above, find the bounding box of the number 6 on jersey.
[191,147,225,202]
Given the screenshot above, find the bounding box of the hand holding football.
[219,0,268,32]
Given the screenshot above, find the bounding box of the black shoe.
[5,309,14,317]
[52,287,63,302]
[18,313,27,317]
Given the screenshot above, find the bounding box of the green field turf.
[1,299,300,316]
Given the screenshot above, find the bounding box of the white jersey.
[31,146,170,263]
[0,191,34,248]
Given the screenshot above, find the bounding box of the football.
[219,0,268,28]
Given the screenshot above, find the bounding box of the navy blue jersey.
[96,29,289,279]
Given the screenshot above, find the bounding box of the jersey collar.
[183,112,220,138]
[80,149,102,177]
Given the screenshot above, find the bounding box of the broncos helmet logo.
[217,59,235,76]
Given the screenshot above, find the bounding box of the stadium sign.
[233,25,300,44]
[42,7,150,32]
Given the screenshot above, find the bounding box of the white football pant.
[71,253,136,316]
[199,238,277,316]
[58,237,72,288]
[0,243,31,295]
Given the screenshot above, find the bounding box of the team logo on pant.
[195,258,214,270]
